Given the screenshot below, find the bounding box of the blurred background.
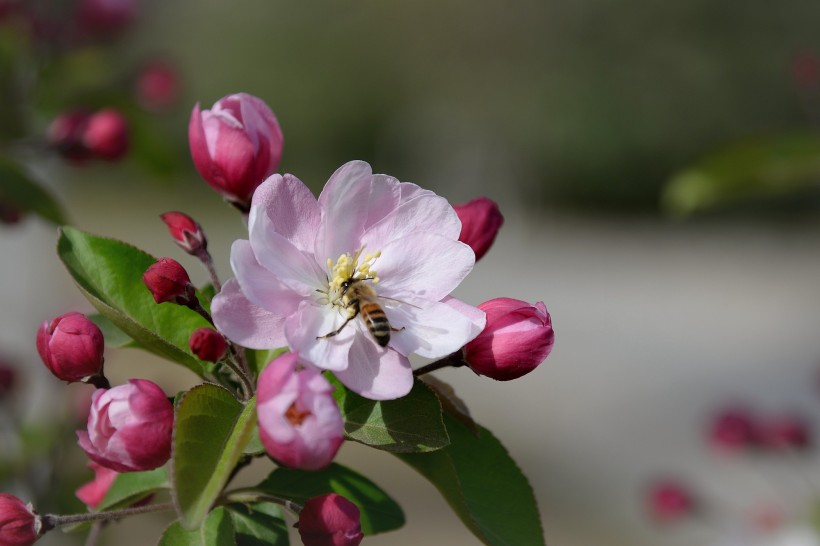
[3,0,820,544]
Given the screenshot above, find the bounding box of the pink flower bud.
[142,258,197,305]
[463,298,554,381]
[75,461,118,508]
[646,479,695,523]
[453,197,504,261]
[759,414,812,451]
[708,405,760,454]
[298,493,363,546]
[78,0,135,33]
[257,353,343,470]
[135,59,179,111]
[36,312,105,383]
[0,494,38,546]
[188,93,283,211]
[159,211,208,256]
[77,379,173,472]
[82,108,129,160]
[189,328,227,362]
[47,110,92,162]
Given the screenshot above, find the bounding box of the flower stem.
[196,250,222,294]
[40,502,175,533]
[187,299,215,326]
[222,354,254,401]
[413,352,467,377]
[221,488,303,515]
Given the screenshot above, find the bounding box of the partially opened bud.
[0,494,38,546]
[160,211,207,256]
[189,328,227,362]
[188,93,283,211]
[453,197,504,261]
[36,312,104,382]
[47,110,91,162]
[82,108,129,160]
[77,379,173,472]
[463,298,554,381]
[257,352,343,470]
[142,258,197,305]
[298,493,363,546]
[75,461,118,508]
[646,479,695,524]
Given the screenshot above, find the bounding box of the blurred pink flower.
[257,352,343,470]
[82,108,129,160]
[708,405,760,454]
[135,59,179,111]
[646,479,695,524]
[77,379,173,472]
[212,161,486,400]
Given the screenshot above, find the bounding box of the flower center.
[322,247,381,307]
[285,403,311,426]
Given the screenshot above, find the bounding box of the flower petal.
[212,278,287,349]
[333,335,413,400]
[388,297,486,359]
[375,233,475,302]
[285,302,356,372]
[230,239,302,315]
[249,173,320,253]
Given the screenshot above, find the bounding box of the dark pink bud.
[189,93,283,211]
[453,197,504,261]
[298,493,363,546]
[189,328,227,362]
[47,110,92,162]
[0,493,38,546]
[77,0,135,33]
[82,108,129,160]
[77,379,173,472]
[759,414,811,451]
[135,59,179,111]
[75,461,118,508]
[142,258,197,305]
[708,405,760,454]
[646,479,695,523]
[36,312,105,383]
[463,298,554,381]
[159,211,207,256]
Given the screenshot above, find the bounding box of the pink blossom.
[75,462,118,508]
[257,352,343,470]
[189,93,283,211]
[36,311,105,383]
[464,298,554,381]
[0,494,38,546]
[77,379,173,472]
[453,197,504,261]
[298,493,363,546]
[212,161,486,400]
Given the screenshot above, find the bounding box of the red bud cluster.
[47,109,129,163]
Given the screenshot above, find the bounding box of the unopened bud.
[160,211,207,256]
[453,197,504,261]
[189,328,227,362]
[36,312,105,383]
[298,493,363,546]
[0,493,38,546]
[82,108,129,160]
[759,414,812,451]
[135,59,179,111]
[142,258,197,306]
[708,405,760,454]
[47,110,91,162]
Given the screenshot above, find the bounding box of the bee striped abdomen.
[360,302,391,347]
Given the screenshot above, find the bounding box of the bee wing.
[378,295,422,310]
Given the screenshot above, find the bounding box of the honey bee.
[318,278,403,347]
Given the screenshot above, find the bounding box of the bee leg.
[390,326,405,333]
[317,316,355,340]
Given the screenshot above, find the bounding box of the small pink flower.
[453,197,504,261]
[463,298,554,381]
[77,379,173,472]
[135,59,179,111]
[708,405,760,454]
[257,352,344,470]
[36,312,105,383]
[75,461,118,509]
[189,93,283,211]
[298,493,363,546]
[758,414,812,451]
[646,479,695,523]
[160,211,208,256]
[212,161,486,400]
[142,258,196,305]
[47,110,91,162]
[82,108,129,161]
[189,328,227,363]
[0,494,38,546]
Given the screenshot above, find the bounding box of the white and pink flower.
[212,160,486,400]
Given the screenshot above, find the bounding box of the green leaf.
[662,133,820,216]
[0,157,68,224]
[96,468,169,512]
[227,502,289,546]
[258,462,404,535]
[171,385,257,529]
[57,227,211,376]
[246,347,287,379]
[243,425,265,457]
[396,414,545,546]
[158,507,235,546]
[88,313,138,349]
[329,376,449,453]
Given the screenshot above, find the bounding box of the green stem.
[221,489,303,515]
[40,502,175,534]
